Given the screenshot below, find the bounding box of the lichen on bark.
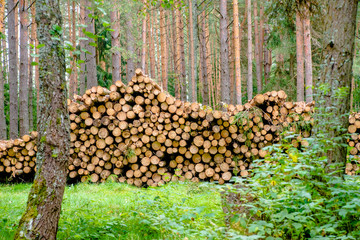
[14,0,70,239]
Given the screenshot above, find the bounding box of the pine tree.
[219,0,230,105]
[19,0,30,136]
[8,0,19,139]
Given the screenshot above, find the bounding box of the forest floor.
[0,181,227,240]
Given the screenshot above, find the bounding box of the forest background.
[0,0,358,139]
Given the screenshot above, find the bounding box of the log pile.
[347,113,360,175]
[0,132,37,180]
[0,69,359,185]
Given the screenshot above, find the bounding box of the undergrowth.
[0,181,225,240]
[224,133,360,239]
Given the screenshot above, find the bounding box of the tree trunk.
[14,0,70,238]
[85,1,97,88]
[303,3,313,103]
[229,28,234,104]
[174,4,185,100]
[69,0,77,98]
[205,13,212,105]
[188,0,197,102]
[219,0,230,106]
[160,6,168,91]
[263,24,270,84]
[126,15,135,83]
[67,0,75,98]
[29,47,33,131]
[247,0,253,100]
[233,0,242,105]
[31,4,39,123]
[315,0,358,175]
[72,1,77,95]
[0,0,6,139]
[253,0,262,93]
[19,0,29,136]
[296,11,305,102]
[259,5,264,80]
[178,4,186,101]
[79,0,86,94]
[8,0,19,139]
[198,11,208,105]
[148,10,156,80]
[141,0,147,73]
[111,10,121,84]
[289,53,295,81]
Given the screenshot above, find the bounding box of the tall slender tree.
[141,0,147,73]
[111,10,121,84]
[85,0,97,88]
[79,0,86,94]
[31,4,40,120]
[148,9,156,80]
[219,0,230,105]
[68,0,76,98]
[233,0,242,104]
[71,0,77,94]
[160,5,168,91]
[253,0,262,93]
[8,0,19,139]
[296,11,305,102]
[126,16,135,83]
[188,0,197,102]
[263,24,271,84]
[19,0,30,136]
[14,0,70,237]
[247,0,253,100]
[199,11,209,105]
[303,2,313,103]
[0,0,5,139]
[178,3,186,101]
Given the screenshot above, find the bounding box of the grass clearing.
[0,181,226,240]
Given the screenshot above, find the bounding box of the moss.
[13,177,48,239]
[40,136,46,143]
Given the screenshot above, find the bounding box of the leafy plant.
[225,133,360,239]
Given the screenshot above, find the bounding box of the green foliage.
[352,76,360,111]
[226,134,360,239]
[0,182,225,240]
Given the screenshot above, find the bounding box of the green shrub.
[226,134,360,239]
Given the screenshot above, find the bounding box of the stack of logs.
[0,69,359,185]
[0,132,38,180]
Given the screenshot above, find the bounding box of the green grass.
[0,181,226,240]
